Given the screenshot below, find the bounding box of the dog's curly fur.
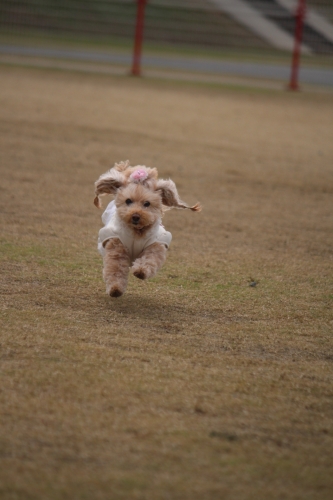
[94,161,201,297]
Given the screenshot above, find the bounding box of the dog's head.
[94,161,201,232]
[115,182,163,234]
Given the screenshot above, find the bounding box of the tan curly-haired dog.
[94,161,201,297]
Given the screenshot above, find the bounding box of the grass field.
[0,65,332,499]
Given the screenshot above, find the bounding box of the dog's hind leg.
[132,242,167,280]
[103,238,130,297]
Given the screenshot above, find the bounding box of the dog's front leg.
[103,238,130,297]
[132,242,167,280]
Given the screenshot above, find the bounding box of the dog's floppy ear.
[94,162,130,208]
[156,179,201,212]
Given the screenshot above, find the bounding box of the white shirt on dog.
[98,200,172,264]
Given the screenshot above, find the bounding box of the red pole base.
[288,83,300,91]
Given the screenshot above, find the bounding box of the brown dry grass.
[0,65,332,500]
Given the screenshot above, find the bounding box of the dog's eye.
[125,199,133,205]
[143,201,150,208]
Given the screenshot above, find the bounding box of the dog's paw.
[106,284,124,297]
[133,268,146,280]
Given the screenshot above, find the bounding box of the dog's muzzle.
[131,214,141,225]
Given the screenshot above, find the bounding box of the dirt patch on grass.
[0,66,333,500]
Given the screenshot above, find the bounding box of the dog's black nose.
[132,215,140,224]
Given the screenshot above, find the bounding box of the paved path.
[1,44,333,87]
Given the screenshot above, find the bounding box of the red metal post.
[289,0,307,90]
[131,0,147,76]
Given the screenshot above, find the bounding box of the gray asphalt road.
[1,44,333,86]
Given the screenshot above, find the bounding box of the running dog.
[94,160,201,297]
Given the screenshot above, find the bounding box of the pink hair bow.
[129,169,148,183]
